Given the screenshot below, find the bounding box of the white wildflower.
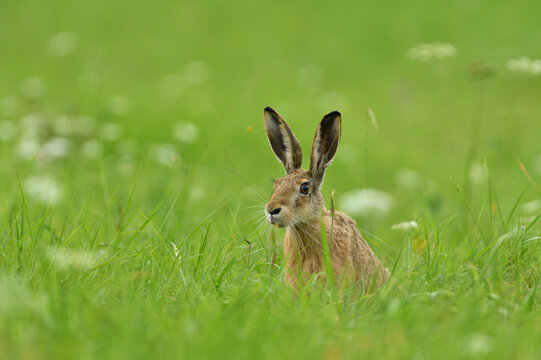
[0,276,49,318]
[469,162,488,184]
[47,247,98,270]
[47,32,78,57]
[17,139,40,160]
[189,185,206,202]
[339,188,394,218]
[21,78,46,98]
[391,221,419,231]
[99,122,123,141]
[522,200,541,214]
[0,121,16,142]
[297,64,324,92]
[1,96,22,117]
[531,60,541,74]
[24,175,64,205]
[149,143,180,167]
[40,137,71,160]
[407,42,457,61]
[81,140,103,159]
[72,115,96,136]
[506,57,541,75]
[466,334,493,355]
[183,61,209,86]
[173,121,199,143]
[108,96,131,116]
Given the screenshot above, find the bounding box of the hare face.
[265,170,323,228]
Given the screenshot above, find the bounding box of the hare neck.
[286,211,326,254]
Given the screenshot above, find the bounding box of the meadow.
[0,0,540,358]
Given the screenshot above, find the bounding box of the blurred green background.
[1,0,540,359]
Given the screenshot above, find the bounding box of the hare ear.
[310,111,341,187]
[264,107,303,174]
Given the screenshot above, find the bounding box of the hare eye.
[299,182,310,195]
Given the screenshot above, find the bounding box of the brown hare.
[263,107,389,292]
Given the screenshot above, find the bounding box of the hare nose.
[269,207,281,215]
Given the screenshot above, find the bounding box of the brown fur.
[264,108,389,292]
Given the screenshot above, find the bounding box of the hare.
[263,107,389,292]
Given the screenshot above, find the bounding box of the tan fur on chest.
[283,211,389,291]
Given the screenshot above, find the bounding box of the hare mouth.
[266,213,287,228]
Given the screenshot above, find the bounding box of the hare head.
[264,107,341,228]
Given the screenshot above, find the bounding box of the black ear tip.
[327,110,341,118]
[264,106,277,114]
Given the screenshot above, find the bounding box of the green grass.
[1,0,541,358]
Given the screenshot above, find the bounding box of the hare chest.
[283,211,388,290]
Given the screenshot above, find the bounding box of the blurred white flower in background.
[339,188,394,218]
[47,32,78,57]
[81,140,103,159]
[99,122,123,141]
[183,61,209,86]
[150,143,180,167]
[72,115,96,136]
[17,139,40,160]
[0,121,16,142]
[21,77,46,98]
[40,137,71,160]
[108,96,131,116]
[396,169,422,189]
[0,276,49,318]
[1,96,22,117]
[24,175,64,205]
[469,162,488,184]
[297,64,324,92]
[466,334,493,355]
[173,121,199,143]
[407,42,457,61]
[522,200,541,214]
[189,185,206,202]
[47,247,98,271]
[391,221,419,231]
[506,57,541,75]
